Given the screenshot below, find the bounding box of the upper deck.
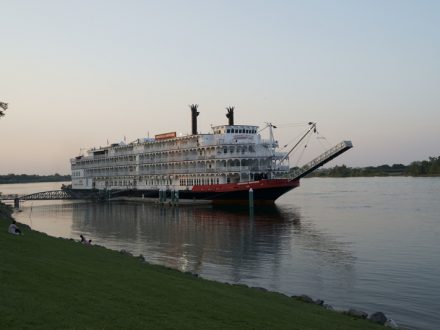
[70,124,282,165]
[211,125,258,135]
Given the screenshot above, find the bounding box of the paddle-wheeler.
[67,105,352,203]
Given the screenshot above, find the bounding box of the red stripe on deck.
[191,179,299,193]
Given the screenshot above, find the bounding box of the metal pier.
[0,190,75,208]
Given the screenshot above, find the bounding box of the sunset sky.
[1,0,439,175]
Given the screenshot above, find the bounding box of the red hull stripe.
[191,179,299,193]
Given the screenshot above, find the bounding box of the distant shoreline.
[306,174,440,178]
[303,156,440,178]
[0,174,71,185]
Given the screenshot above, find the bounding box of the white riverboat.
[67,105,352,203]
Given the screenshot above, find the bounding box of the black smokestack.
[226,106,234,126]
[190,104,199,135]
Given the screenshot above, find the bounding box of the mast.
[263,122,278,179]
[279,122,316,163]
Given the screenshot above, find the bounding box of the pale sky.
[1,0,439,175]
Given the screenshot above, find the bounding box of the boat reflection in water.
[64,201,355,293]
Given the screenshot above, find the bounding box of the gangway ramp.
[289,140,353,180]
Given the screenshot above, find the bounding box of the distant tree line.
[307,156,440,177]
[0,174,71,184]
[404,157,440,176]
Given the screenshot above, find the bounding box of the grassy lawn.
[0,209,383,329]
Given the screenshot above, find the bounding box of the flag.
[0,102,8,110]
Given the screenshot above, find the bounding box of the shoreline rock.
[369,311,387,325]
[346,308,368,319]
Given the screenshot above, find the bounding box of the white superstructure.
[71,124,290,192]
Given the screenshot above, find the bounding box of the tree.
[0,101,8,198]
[0,101,8,118]
[428,156,440,175]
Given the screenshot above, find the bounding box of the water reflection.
[61,202,354,287]
[70,203,292,270]
[13,200,356,302]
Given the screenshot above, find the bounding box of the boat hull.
[65,179,300,204]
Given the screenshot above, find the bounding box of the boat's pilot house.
[212,125,258,135]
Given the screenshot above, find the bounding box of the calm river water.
[2,178,439,330]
